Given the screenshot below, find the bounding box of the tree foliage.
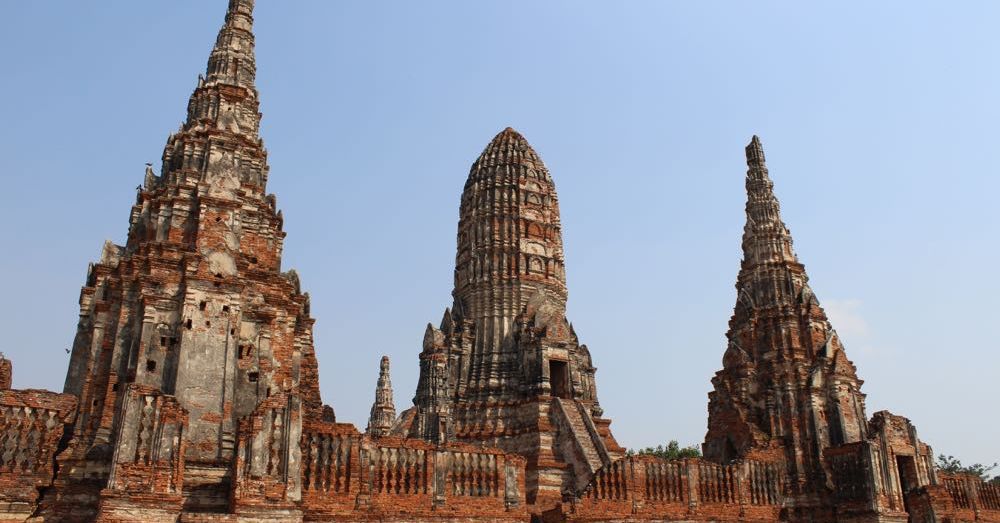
[629,440,702,460]
[936,454,997,482]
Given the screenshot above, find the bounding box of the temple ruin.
[0,1,995,522]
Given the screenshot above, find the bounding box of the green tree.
[936,454,997,482]
[628,440,702,460]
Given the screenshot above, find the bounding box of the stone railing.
[891,472,1000,523]
[643,459,685,503]
[586,457,630,502]
[370,445,428,495]
[105,385,188,495]
[299,425,527,521]
[439,449,504,498]
[232,393,303,512]
[0,389,77,520]
[944,474,972,508]
[94,385,188,522]
[302,428,357,495]
[937,473,1000,521]
[980,481,1000,511]
[570,456,785,522]
[696,461,739,504]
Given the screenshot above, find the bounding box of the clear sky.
[1,2,997,467]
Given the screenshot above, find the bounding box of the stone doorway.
[549,359,569,399]
[896,454,918,514]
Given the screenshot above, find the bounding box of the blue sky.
[1,2,997,466]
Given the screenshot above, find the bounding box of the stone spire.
[205,0,257,90]
[456,127,567,313]
[740,135,798,271]
[705,136,868,497]
[144,0,264,197]
[52,2,323,517]
[118,0,269,250]
[367,356,397,438]
[451,127,568,402]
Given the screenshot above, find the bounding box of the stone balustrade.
[933,472,1000,521]
[0,388,77,521]
[300,424,527,521]
[571,456,785,521]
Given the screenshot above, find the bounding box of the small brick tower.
[366,356,397,438]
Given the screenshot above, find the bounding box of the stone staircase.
[181,465,233,515]
[553,398,609,492]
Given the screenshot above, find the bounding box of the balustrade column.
[686,458,700,511]
[630,458,645,513]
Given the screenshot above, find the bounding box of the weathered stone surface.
[366,356,396,438]
[0,3,992,522]
[705,136,869,485]
[695,136,990,523]
[394,127,624,511]
[36,1,322,518]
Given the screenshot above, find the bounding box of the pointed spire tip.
[496,126,523,139]
[745,134,766,165]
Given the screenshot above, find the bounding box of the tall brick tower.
[398,128,623,507]
[704,137,869,500]
[47,0,322,518]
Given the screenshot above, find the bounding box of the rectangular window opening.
[549,359,570,399]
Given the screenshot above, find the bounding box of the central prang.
[392,127,625,507]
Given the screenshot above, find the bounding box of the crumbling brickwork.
[38,0,325,519]
[0,355,11,391]
[704,137,869,487]
[697,137,996,523]
[0,2,993,523]
[0,378,77,521]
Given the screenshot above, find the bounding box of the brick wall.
[300,422,528,521]
[567,455,784,522]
